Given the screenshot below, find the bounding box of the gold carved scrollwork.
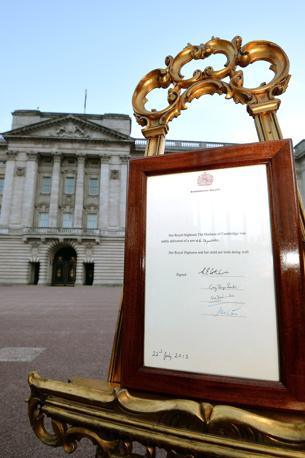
[28,372,305,457]
[28,397,63,447]
[28,398,121,456]
[132,36,290,155]
[28,373,121,456]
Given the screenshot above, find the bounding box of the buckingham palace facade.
[0,110,137,286]
[0,109,304,286]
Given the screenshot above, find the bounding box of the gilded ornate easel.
[28,36,305,457]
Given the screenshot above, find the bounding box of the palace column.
[119,156,129,229]
[99,155,110,231]
[74,155,85,228]
[22,153,38,228]
[49,153,61,227]
[0,151,17,228]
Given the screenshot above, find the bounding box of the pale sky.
[0,0,304,145]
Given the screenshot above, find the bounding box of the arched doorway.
[52,246,77,286]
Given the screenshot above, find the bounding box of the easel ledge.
[28,371,305,457]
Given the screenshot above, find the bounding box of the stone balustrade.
[134,138,233,151]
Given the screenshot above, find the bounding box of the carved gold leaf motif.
[28,372,305,457]
[132,36,290,155]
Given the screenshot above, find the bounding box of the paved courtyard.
[0,286,122,457]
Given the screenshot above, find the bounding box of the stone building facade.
[0,110,135,285]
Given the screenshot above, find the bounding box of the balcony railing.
[22,227,101,236]
[18,227,126,238]
[134,138,233,151]
[0,227,126,237]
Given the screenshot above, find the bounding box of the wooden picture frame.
[121,139,305,412]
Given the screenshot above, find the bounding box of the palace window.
[62,213,73,228]
[88,177,99,195]
[87,213,97,229]
[64,176,75,194]
[0,177,4,194]
[38,212,49,228]
[41,176,51,194]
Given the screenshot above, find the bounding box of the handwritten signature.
[198,266,229,276]
[201,292,245,307]
[209,293,235,303]
[202,306,245,318]
[206,282,242,292]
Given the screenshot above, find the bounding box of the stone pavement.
[0,285,122,457]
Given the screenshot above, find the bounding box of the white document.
[144,164,279,381]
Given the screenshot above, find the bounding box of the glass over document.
[144,164,279,381]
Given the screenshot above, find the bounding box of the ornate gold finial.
[132,36,290,154]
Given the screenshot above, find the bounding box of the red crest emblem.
[197,172,213,186]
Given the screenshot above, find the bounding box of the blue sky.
[0,0,304,145]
